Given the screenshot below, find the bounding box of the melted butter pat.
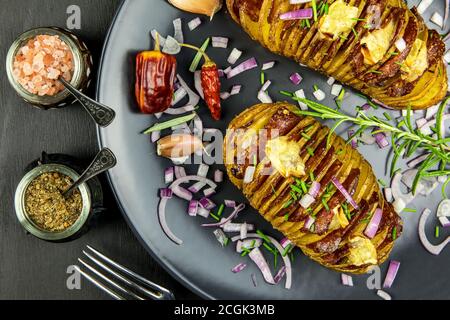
[360,20,396,65]
[318,0,359,39]
[348,236,378,266]
[402,38,428,82]
[265,136,305,178]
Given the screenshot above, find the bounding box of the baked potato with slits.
[226,0,447,110]
[224,102,402,273]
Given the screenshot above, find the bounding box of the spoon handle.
[59,77,116,127]
[64,148,117,197]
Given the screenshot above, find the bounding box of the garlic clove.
[168,0,223,18]
[157,134,203,159]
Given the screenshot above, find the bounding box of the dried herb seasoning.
[24,172,82,232]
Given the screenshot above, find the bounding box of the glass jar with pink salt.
[6,27,92,109]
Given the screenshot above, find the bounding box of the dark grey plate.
[97,0,450,299]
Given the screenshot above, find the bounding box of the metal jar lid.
[5,26,93,109]
[14,163,92,241]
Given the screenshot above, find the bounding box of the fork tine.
[78,259,145,300]
[86,245,175,300]
[74,265,125,300]
[82,250,163,300]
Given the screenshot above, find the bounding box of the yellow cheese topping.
[348,236,378,266]
[265,136,305,178]
[318,0,359,40]
[402,38,428,82]
[360,20,396,65]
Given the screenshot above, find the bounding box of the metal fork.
[75,245,175,300]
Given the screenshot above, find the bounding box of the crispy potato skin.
[224,103,402,274]
[226,0,448,110]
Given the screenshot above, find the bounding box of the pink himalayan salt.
[13,34,74,96]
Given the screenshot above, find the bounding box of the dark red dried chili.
[135,36,177,114]
[201,61,221,120]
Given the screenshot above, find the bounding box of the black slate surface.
[0,0,197,300]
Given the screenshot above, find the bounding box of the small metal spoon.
[63,148,117,197]
[59,77,116,127]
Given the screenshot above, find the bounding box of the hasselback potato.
[224,102,402,273]
[226,0,447,110]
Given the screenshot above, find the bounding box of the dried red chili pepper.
[181,43,221,120]
[135,35,177,114]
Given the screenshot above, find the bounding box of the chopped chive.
[324,3,329,14]
[282,244,292,257]
[290,190,298,201]
[290,184,303,194]
[337,88,346,101]
[392,227,397,240]
[351,27,358,39]
[305,18,311,28]
[210,212,220,221]
[336,148,344,155]
[378,179,387,187]
[260,72,265,85]
[253,154,257,166]
[189,37,210,72]
[351,18,366,21]
[395,61,406,68]
[383,112,392,121]
[309,171,315,182]
[339,35,348,41]
[284,213,290,221]
[216,204,225,217]
[256,230,272,244]
[271,184,277,195]
[263,242,276,255]
[403,208,417,213]
[280,90,293,97]
[368,70,382,74]
[321,197,330,211]
[283,199,293,209]
[301,132,311,140]
[435,226,440,238]
[300,180,308,193]
[313,84,319,91]
[223,237,230,246]
[241,247,251,257]
[389,51,399,56]
[312,0,318,21]
[307,147,315,156]
[342,203,351,220]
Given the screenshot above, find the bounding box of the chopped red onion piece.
[280,8,313,20]
[212,36,229,48]
[188,200,199,216]
[308,181,321,198]
[227,48,242,65]
[359,131,376,145]
[197,164,209,177]
[165,167,174,184]
[159,188,173,199]
[214,170,224,183]
[348,130,358,149]
[299,194,315,209]
[165,75,199,115]
[289,73,303,85]
[327,77,335,86]
[188,181,206,193]
[203,187,216,197]
[280,237,292,248]
[374,132,389,148]
[151,29,166,47]
[199,197,216,210]
[407,153,430,168]
[437,199,450,217]
[171,87,188,106]
[231,262,247,273]
[240,222,248,239]
[223,221,254,233]
[162,35,181,55]
[194,71,205,99]
[331,177,359,210]
[197,207,210,218]
[384,188,393,203]
[218,69,225,78]
[274,266,287,284]
[377,289,392,300]
[294,89,307,110]
[364,208,382,239]
[230,85,242,95]
[172,186,193,201]
[188,17,202,31]
[257,90,273,104]
[248,248,275,284]
[361,103,371,111]
[158,197,183,245]
[262,61,276,70]
[202,203,246,227]
[214,229,229,247]
[304,216,315,230]
[224,200,236,208]
[220,92,231,100]
[151,131,161,143]
[227,58,258,79]
[331,84,342,96]
[244,166,256,183]
[223,66,232,74]
[383,260,400,289]
[174,166,186,179]
[172,18,183,43]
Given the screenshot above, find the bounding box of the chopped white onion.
[188,17,202,31]
[430,12,444,29]
[162,35,181,55]
[262,61,276,70]
[244,166,256,183]
[223,221,254,233]
[214,229,229,247]
[261,80,272,92]
[327,77,335,86]
[227,48,242,65]
[384,188,393,203]
[257,90,273,103]
[172,18,183,43]
[341,274,354,287]
[214,170,224,183]
[313,89,325,101]
[299,194,315,209]
[294,89,307,110]
[212,36,229,48]
[394,38,406,52]
[236,239,262,253]
[230,85,242,95]
[220,92,231,100]
[331,84,342,96]
[171,87,188,106]
[197,207,210,218]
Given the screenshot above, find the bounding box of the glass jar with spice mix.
[6,27,93,109]
[14,152,104,241]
